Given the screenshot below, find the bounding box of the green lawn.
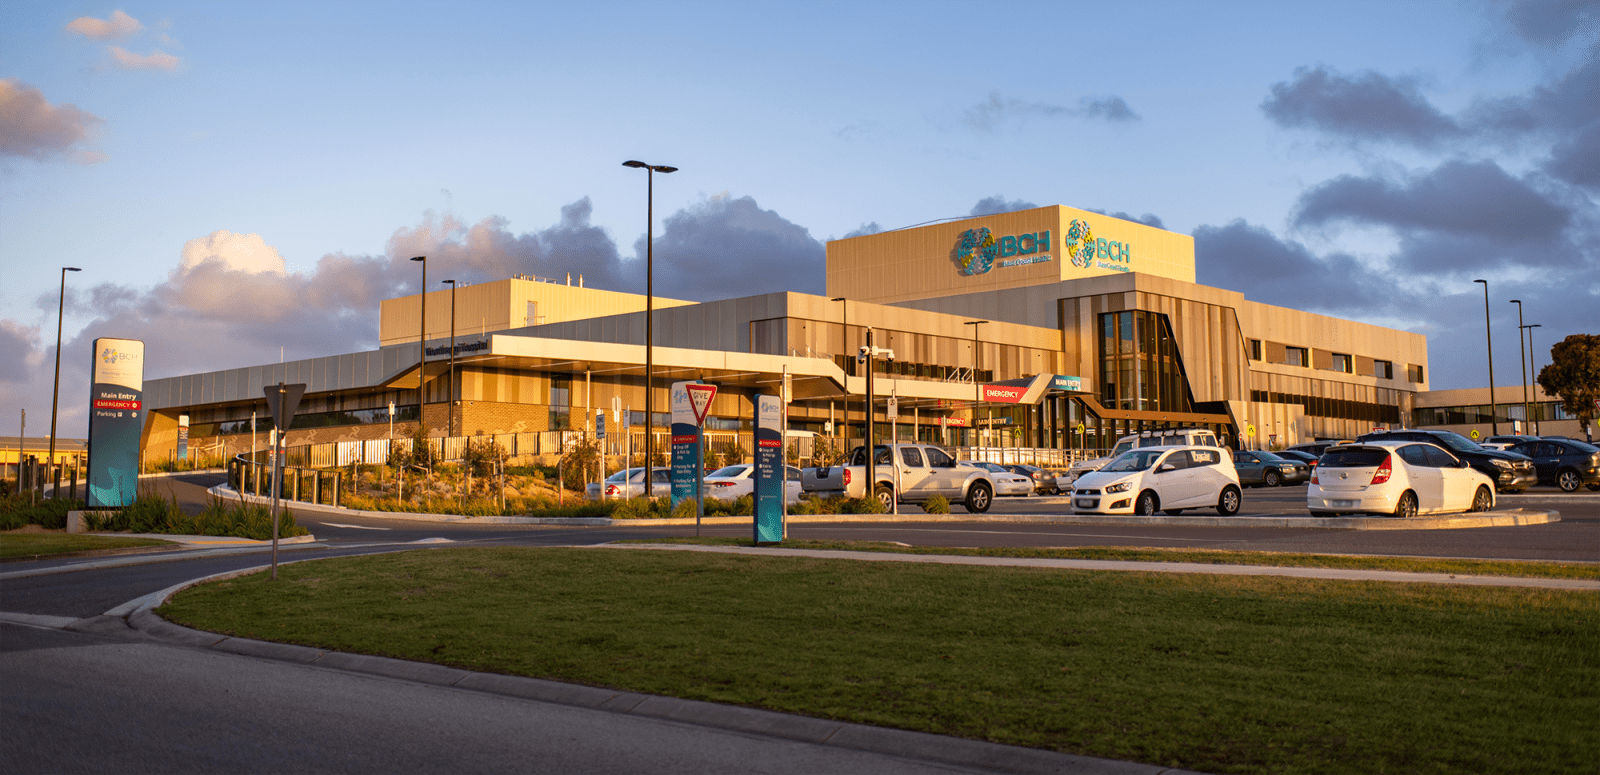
[628,537,1600,579]
[0,532,174,560]
[157,546,1599,774]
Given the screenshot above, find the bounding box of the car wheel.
[1469,485,1493,513]
[1264,470,1281,487]
[1557,470,1581,492]
[1393,491,1418,519]
[1162,509,1185,516]
[963,482,992,513]
[873,484,895,511]
[1217,485,1241,516]
[1135,491,1159,516]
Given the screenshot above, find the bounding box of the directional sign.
[1246,423,1257,438]
[265,383,306,435]
[1470,429,1481,440]
[686,383,717,426]
[595,409,606,441]
[886,396,898,420]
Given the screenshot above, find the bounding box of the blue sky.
[3,0,1597,436]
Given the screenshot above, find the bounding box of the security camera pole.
[858,328,895,506]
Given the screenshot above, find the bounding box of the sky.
[2,0,1597,438]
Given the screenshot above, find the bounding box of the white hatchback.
[1307,441,1495,518]
[959,461,1035,497]
[702,464,805,504]
[1071,445,1241,516]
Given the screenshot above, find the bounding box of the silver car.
[585,467,671,500]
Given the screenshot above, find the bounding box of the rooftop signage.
[1065,219,1133,274]
[956,227,1054,276]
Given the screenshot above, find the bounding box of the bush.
[921,495,951,514]
[80,489,309,540]
[0,493,82,530]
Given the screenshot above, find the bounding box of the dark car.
[1003,464,1060,494]
[1233,450,1309,487]
[1288,440,1351,457]
[1506,438,1600,492]
[1355,429,1535,492]
[1276,449,1320,471]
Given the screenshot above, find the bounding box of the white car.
[1307,441,1495,518]
[586,467,671,500]
[959,461,1035,497]
[1071,445,1241,516]
[702,464,806,504]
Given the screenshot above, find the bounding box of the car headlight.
[1492,459,1512,470]
[1104,481,1132,493]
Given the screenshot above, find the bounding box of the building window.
[1373,360,1393,379]
[1097,311,1195,413]
[1283,346,1308,367]
[1250,339,1262,361]
[1328,353,1352,373]
[550,377,571,430]
[1408,364,1425,383]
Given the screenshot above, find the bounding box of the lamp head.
[442,279,455,286]
[1509,298,1521,304]
[410,256,426,262]
[654,165,678,174]
[622,160,648,168]
[1473,278,1487,285]
[831,297,845,302]
[64,267,81,272]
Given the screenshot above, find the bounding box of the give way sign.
[686,383,717,426]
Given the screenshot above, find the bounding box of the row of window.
[833,353,992,383]
[1412,402,1576,426]
[1248,340,1405,380]
[210,405,422,436]
[1250,390,1403,425]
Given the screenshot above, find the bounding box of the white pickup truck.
[801,444,997,513]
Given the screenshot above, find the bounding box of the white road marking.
[316,522,391,530]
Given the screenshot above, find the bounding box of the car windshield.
[1102,450,1168,473]
[1255,451,1286,462]
[1111,440,1135,457]
[1430,431,1483,453]
[708,465,750,478]
[606,469,635,483]
[1320,448,1389,467]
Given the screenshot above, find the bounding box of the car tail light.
[713,481,736,487]
[843,469,852,485]
[1310,469,1319,485]
[1370,455,1393,485]
[605,484,620,495]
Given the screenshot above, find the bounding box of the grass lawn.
[0,532,175,560]
[628,537,1600,579]
[157,546,1599,775]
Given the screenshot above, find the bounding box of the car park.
[1071,445,1241,516]
[1354,429,1534,493]
[1307,441,1495,518]
[702,464,807,503]
[960,461,1036,497]
[1505,438,1600,492]
[586,467,671,500]
[1233,450,1310,487]
[1002,463,1060,494]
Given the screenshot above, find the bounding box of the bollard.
[312,471,321,505]
[332,471,341,508]
[291,468,301,502]
[69,465,78,501]
[52,463,62,500]
[254,461,262,496]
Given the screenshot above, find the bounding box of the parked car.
[1276,449,1320,472]
[1003,463,1060,494]
[586,467,671,500]
[1307,441,1495,518]
[1505,438,1600,492]
[802,444,997,512]
[1233,450,1310,487]
[1354,429,1535,493]
[1071,445,1242,516]
[959,461,1035,497]
[1064,427,1226,484]
[702,464,806,503]
[1288,440,1352,457]
[1479,435,1532,451]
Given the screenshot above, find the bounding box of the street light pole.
[443,279,457,438]
[410,256,427,440]
[48,267,81,490]
[1511,299,1529,435]
[1526,323,1543,434]
[1473,280,1497,436]
[965,320,987,451]
[623,160,678,495]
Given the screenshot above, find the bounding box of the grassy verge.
[624,537,1600,580]
[158,546,1599,774]
[0,532,173,559]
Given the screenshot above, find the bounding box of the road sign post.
[264,382,305,580]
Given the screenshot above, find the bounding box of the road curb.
[99,555,1203,775]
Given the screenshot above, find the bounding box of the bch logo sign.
[957,227,1053,276]
[1066,218,1134,272]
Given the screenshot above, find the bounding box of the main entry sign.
[87,338,144,508]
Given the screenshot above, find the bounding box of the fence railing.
[228,456,345,508]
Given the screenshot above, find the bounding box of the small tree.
[464,436,505,478]
[703,443,721,472]
[560,436,601,489]
[1538,333,1600,441]
[721,440,747,465]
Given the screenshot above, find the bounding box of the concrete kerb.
[210,484,1561,530]
[96,553,1201,775]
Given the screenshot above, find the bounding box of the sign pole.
[271,384,282,579]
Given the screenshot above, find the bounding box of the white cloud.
[0,79,105,162]
[180,230,288,275]
[66,10,143,41]
[108,46,181,72]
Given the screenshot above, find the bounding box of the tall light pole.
[1525,323,1543,434]
[442,279,457,438]
[832,296,848,446]
[965,320,987,450]
[48,267,81,487]
[1511,299,1529,435]
[623,160,677,493]
[1473,279,1497,436]
[410,256,427,440]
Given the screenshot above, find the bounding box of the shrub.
[672,496,699,520]
[921,495,951,514]
[0,493,83,530]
